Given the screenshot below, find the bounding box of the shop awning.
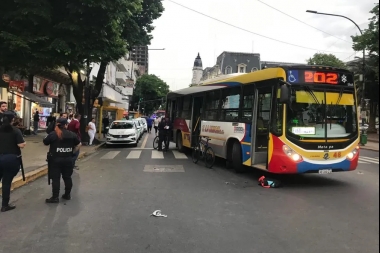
[10,91,55,108]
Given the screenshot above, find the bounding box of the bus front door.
[251,86,273,169]
[191,96,203,147]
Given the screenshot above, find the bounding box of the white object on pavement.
[151,210,167,217]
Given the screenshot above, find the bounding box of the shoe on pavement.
[62,194,71,200]
[45,197,59,203]
[1,204,16,212]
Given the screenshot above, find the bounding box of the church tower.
[191,53,203,86]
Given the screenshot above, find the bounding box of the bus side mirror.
[279,84,290,103]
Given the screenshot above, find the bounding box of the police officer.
[43,118,81,203]
[0,111,26,212]
[158,117,172,151]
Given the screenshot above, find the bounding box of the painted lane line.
[172,150,188,159]
[151,150,164,159]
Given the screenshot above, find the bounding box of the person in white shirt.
[87,118,96,145]
[154,117,159,135]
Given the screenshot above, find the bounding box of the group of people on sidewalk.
[0,102,86,212]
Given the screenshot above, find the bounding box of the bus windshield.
[286,86,358,140]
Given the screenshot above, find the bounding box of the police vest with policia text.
[52,139,75,157]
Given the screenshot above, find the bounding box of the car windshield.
[286,86,358,140]
[110,122,134,129]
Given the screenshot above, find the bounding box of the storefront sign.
[33,76,60,97]
[44,81,59,97]
[9,80,25,92]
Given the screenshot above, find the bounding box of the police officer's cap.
[2,111,16,121]
[56,118,68,125]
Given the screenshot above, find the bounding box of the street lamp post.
[306,10,368,144]
[83,59,93,144]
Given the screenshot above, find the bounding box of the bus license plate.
[318,169,332,174]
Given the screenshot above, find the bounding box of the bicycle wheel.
[204,146,215,168]
[153,136,159,150]
[192,145,201,163]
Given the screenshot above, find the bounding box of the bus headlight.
[282,145,303,162]
[347,146,359,160]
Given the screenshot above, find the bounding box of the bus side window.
[271,88,283,136]
[220,87,240,121]
[204,90,221,121]
[241,85,255,122]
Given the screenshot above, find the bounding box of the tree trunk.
[367,101,378,133]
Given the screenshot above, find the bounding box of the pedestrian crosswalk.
[97,150,379,165]
[358,156,379,164]
[99,149,190,160]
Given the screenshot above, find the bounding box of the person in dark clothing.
[43,118,81,203]
[0,111,26,212]
[67,113,81,169]
[158,117,172,151]
[32,110,40,135]
[102,115,109,137]
[46,112,56,128]
[146,117,153,133]
[0,101,8,126]
[46,112,67,134]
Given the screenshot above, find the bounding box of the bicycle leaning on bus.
[191,135,215,168]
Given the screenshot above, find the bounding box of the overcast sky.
[148,0,375,90]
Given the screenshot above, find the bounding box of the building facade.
[200,52,261,83]
[260,61,306,69]
[129,46,149,74]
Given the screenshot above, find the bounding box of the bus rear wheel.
[231,141,247,173]
[177,132,185,152]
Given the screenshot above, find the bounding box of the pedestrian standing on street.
[32,110,40,135]
[154,117,159,135]
[67,114,73,124]
[43,118,81,203]
[0,111,26,212]
[146,117,153,133]
[68,113,81,169]
[46,112,68,134]
[46,112,56,128]
[87,118,96,145]
[0,101,8,126]
[157,117,172,151]
[102,115,109,138]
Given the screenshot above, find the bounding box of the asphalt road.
[0,132,378,253]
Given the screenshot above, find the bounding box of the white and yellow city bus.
[166,65,360,174]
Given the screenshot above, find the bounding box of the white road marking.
[140,134,149,149]
[126,150,142,159]
[172,150,188,159]
[151,150,164,159]
[100,151,120,159]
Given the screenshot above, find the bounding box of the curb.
[0,143,105,192]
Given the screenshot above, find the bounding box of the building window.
[238,64,247,73]
[251,67,258,72]
[225,66,232,74]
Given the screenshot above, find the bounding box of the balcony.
[116,71,130,85]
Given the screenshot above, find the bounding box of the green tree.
[307,53,346,68]
[0,0,164,137]
[351,3,379,133]
[132,74,170,115]
[352,3,379,77]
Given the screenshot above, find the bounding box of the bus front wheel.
[177,132,185,153]
[231,141,246,173]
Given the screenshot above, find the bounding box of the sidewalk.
[0,134,104,191]
[360,133,379,151]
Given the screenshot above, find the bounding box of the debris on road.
[258,176,282,188]
[150,210,167,218]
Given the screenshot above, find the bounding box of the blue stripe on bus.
[243,124,251,143]
[296,159,351,173]
[242,144,251,162]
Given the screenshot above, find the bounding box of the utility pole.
[306,10,368,145]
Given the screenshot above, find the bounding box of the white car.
[136,117,148,132]
[132,119,144,139]
[105,120,139,147]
